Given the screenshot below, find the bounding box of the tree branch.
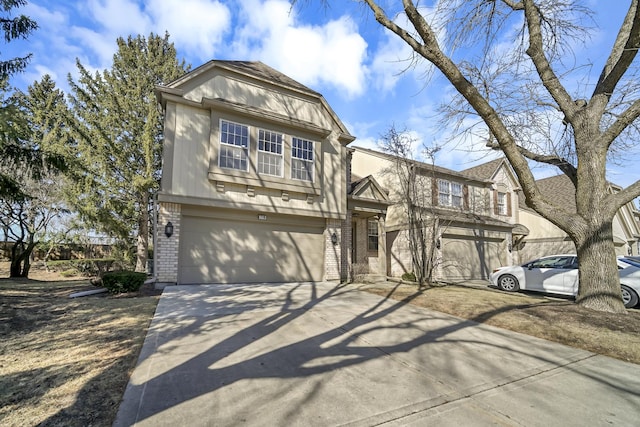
[363,0,583,232]
[486,137,577,184]
[592,0,640,100]
[522,0,576,120]
[601,98,640,149]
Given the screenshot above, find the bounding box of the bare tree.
[378,126,445,285]
[0,173,67,277]
[341,0,640,313]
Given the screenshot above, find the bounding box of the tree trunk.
[10,241,37,278]
[575,220,627,313]
[135,193,150,273]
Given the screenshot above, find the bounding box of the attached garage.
[178,211,326,284]
[440,234,506,280]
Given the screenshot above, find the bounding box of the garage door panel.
[179,216,325,284]
[441,237,504,280]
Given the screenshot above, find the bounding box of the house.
[515,174,640,261]
[153,60,638,287]
[350,148,523,281]
[153,60,389,286]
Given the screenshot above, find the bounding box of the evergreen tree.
[0,75,69,277]
[67,32,188,272]
[0,0,37,79]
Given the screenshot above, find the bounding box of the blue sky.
[3,0,638,189]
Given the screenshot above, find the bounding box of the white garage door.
[441,236,505,280]
[178,215,325,284]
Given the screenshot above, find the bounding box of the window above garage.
[209,115,325,195]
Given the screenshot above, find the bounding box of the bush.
[401,272,417,282]
[102,271,147,294]
[46,259,128,277]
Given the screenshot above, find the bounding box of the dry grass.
[358,281,640,365]
[0,264,159,427]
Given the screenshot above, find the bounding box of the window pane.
[292,137,314,181]
[219,120,249,170]
[368,219,379,251]
[258,129,283,176]
[497,192,506,215]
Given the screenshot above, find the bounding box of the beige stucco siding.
[160,100,345,219]
[182,72,331,129]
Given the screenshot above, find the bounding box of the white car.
[489,254,640,308]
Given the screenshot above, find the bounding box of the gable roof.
[518,174,577,211]
[352,146,493,184]
[460,158,505,181]
[168,60,322,97]
[158,60,355,144]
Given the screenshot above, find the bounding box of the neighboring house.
[515,174,640,261]
[351,148,522,281]
[154,60,362,285]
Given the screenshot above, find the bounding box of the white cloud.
[146,0,232,61]
[86,0,152,36]
[237,0,369,98]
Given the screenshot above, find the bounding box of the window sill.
[208,170,320,196]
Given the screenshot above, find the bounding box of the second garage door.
[178,214,326,284]
[441,235,505,280]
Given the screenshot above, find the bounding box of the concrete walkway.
[114,282,640,426]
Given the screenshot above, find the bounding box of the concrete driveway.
[114,282,640,426]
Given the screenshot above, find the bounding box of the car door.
[561,257,579,295]
[523,256,574,294]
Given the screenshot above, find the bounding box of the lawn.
[358,281,640,365]
[0,270,159,427]
[1,268,639,427]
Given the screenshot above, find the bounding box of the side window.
[291,137,314,182]
[437,179,466,208]
[531,256,573,269]
[494,191,512,216]
[368,218,379,252]
[219,120,249,171]
[257,129,283,177]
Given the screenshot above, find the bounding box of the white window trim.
[256,128,284,178]
[439,179,463,208]
[291,136,315,182]
[218,119,249,172]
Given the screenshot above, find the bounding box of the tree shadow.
[42,281,640,426]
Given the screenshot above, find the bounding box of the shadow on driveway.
[111,282,640,426]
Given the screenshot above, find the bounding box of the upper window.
[368,218,379,252]
[257,129,283,177]
[497,192,507,215]
[438,180,463,208]
[291,137,314,182]
[219,120,249,171]
[494,191,511,216]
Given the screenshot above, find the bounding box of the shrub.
[46,259,129,277]
[401,272,417,282]
[102,271,147,294]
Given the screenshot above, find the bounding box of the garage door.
[178,215,325,284]
[441,236,505,280]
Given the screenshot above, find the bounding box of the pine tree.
[67,32,188,272]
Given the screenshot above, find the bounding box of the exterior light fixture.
[165,221,174,238]
[435,238,441,250]
[508,243,513,252]
[331,232,338,245]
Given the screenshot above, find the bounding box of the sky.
[3,0,638,189]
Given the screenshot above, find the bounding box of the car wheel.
[621,285,639,308]
[497,274,520,292]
